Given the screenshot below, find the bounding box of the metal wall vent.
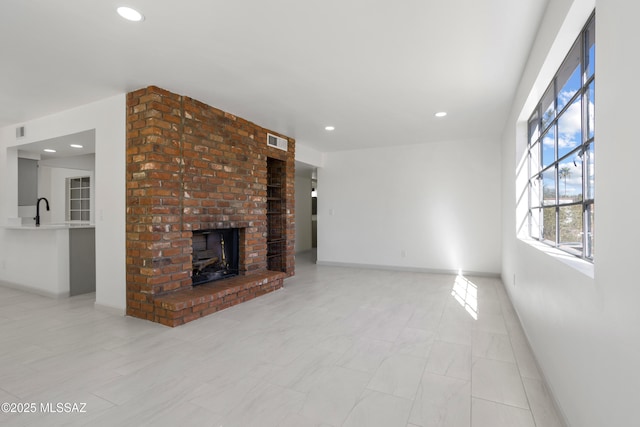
[267,133,288,151]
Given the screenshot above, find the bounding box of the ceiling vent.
[16,126,25,138]
[267,133,288,151]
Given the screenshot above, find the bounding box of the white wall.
[0,94,126,311]
[295,173,313,253]
[295,142,324,168]
[295,145,323,255]
[38,153,95,170]
[500,0,640,426]
[318,138,502,274]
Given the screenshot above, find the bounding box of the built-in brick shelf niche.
[126,86,295,327]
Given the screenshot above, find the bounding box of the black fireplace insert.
[192,228,239,286]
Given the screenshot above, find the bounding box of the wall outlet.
[513,273,516,287]
[401,249,407,258]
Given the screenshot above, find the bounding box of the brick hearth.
[126,86,295,326]
[154,271,285,327]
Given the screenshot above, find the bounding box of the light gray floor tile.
[220,382,306,427]
[477,297,503,315]
[343,389,412,427]
[135,401,222,427]
[367,354,427,399]
[471,398,536,427]
[406,305,444,331]
[0,253,564,427]
[426,341,472,380]
[265,346,341,391]
[474,313,508,335]
[314,332,356,355]
[87,378,217,426]
[409,372,471,427]
[337,337,393,373]
[509,333,542,380]
[522,377,565,427]
[471,358,528,408]
[190,375,261,416]
[278,412,333,427]
[437,320,473,346]
[472,331,515,363]
[393,327,435,358]
[300,366,371,426]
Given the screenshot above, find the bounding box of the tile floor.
[0,251,565,426]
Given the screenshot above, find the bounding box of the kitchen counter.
[1,223,96,297]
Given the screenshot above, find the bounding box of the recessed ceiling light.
[325,126,335,131]
[117,6,144,22]
[44,149,56,153]
[70,144,83,148]
[435,112,448,118]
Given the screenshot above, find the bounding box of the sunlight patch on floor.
[452,274,478,320]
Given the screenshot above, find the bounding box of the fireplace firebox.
[192,229,239,286]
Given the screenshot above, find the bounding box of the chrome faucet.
[34,197,49,227]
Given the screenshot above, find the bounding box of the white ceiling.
[17,129,95,159]
[0,0,548,152]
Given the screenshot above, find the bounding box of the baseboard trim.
[94,301,126,316]
[315,260,500,278]
[0,280,68,298]
[502,285,571,427]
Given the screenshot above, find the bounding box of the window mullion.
[526,12,594,260]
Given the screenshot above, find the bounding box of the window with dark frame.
[527,13,595,261]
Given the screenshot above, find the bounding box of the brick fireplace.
[126,86,295,327]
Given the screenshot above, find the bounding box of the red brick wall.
[126,86,295,322]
